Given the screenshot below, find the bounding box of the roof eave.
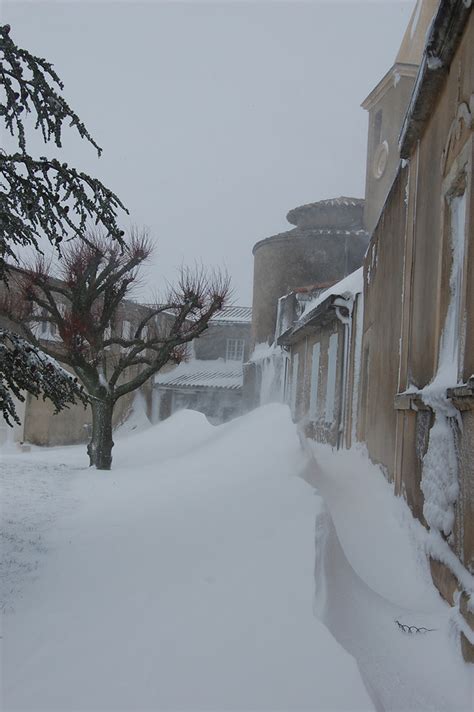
[277,296,337,346]
[399,0,472,159]
[361,62,419,111]
[154,383,242,391]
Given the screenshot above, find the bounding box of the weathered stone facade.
[246,0,474,662]
[277,270,363,451]
[362,1,474,659]
[251,198,368,348]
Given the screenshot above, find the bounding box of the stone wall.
[251,199,368,347]
[359,9,474,660]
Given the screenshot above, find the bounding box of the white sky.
[3,0,415,305]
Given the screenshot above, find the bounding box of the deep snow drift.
[1,404,472,711]
[304,443,473,712]
[2,405,371,711]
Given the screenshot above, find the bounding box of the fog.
[3,0,415,304]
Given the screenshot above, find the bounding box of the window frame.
[226,337,244,362]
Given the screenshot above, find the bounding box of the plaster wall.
[359,13,474,659]
[252,232,367,347]
[363,72,417,233]
[289,320,344,448]
[408,20,474,387]
[360,167,408,481]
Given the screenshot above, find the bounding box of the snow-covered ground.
[1,404,472,711]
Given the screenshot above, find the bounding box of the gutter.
[276,295,337,347]
[334,297,353,449]
[399,0,472,159]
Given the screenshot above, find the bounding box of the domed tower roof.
[286,196,364,230]
[395,0,439,66]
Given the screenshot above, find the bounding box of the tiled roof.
[155,359,243,390]
[299,196,364,208]
[210,306,252,324]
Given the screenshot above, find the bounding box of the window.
[441,186,467,381]
[325,333,338,423]
[226,338,244,362]
[373,109,383,148]
[32,307,57,341]
[40,311,49,337]
[290,353,299,418]
[309,343,320,421]
[121,320,132,340]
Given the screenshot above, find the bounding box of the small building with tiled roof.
[152,306,251,425]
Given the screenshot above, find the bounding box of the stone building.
[251,197,368,348]
[245,197,368,409]
[361,0,439,233]
[358,0,474,659]
[262,0,474,661]
[153,306,252,425]
[277,269,363,450]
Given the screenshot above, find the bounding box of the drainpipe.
[334,297,354,450]
[304,335,309,423]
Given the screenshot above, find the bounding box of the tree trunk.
[88,398,114,470]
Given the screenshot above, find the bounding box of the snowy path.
[2,406,372,711]
[2,405,472,711]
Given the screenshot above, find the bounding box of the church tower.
[362,0,439,233]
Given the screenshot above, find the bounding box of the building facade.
[246,0,474,661]
[153,306,252,425]
[278,269,363,451]
[245,197,368,410]
[360,0,474,660]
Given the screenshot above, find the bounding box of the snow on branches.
[0,328,87,426]
[0,23,126,280]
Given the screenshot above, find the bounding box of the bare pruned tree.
[5,230,231,469]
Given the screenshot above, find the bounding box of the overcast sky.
[4,0,415,305]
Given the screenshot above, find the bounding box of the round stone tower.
[251,196,368,346]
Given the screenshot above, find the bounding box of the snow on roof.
[300,267,364,320]
[155,358,243,390]
[210,306,252,324]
